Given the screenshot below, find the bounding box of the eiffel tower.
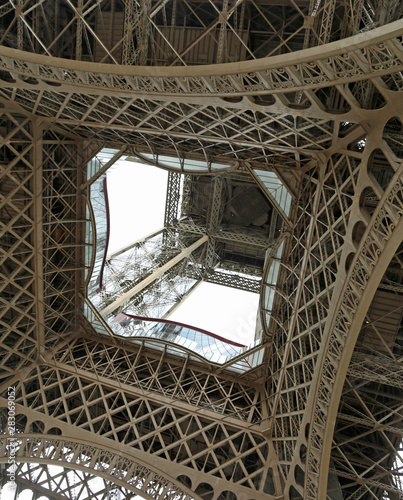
[1,1,403,499]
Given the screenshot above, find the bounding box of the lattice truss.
[329,244,403,499]
[96,228,210,318]
[1,461,131,500]
[0,0,403,499]
[0,330,271,500]
[166,170,272,290]
[261,106,403,497]
[1,0,400,64]
[0,435,195,500]
[0,1,402,171]
[0,113,89,380]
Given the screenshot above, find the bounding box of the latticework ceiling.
[0,1,403,499]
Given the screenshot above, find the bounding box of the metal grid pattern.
[1,462,134,500]
[0,1,403,498]
[0,20,401,171]
[261,108,403,497]
[0,117,83,376]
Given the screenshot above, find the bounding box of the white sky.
[169,283,259,345]
[107,159,168,255]
[106,161,259,344]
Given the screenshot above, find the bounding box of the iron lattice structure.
[0,1,403,499]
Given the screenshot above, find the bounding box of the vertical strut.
[33,122,44,354]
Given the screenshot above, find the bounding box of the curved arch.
[304,161,403,498]
[0,435,199,500]
[316,216,403,498]
[0,21,400,99]
[2,463,133,500]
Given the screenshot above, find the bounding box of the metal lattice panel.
[0,1,403,499]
